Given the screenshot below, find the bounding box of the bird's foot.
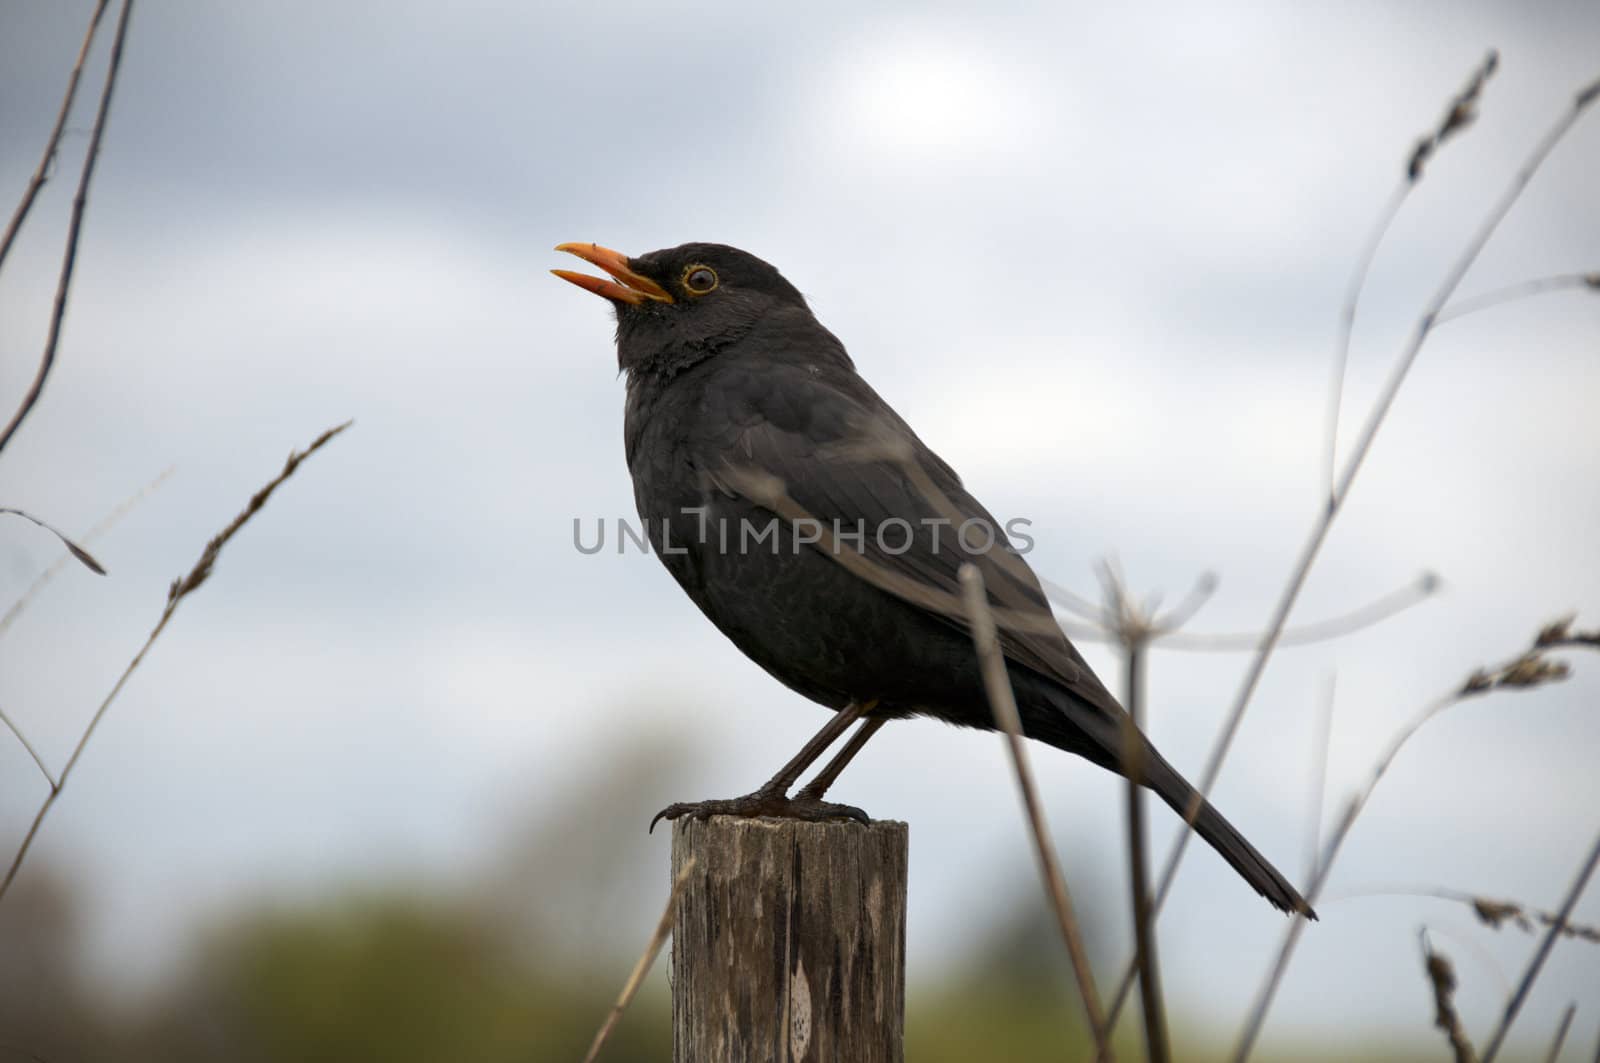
[649,788,869,833]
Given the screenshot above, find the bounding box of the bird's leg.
[649,700,877,831]
[794,718,887,802]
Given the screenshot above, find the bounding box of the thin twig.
[1232,622,1592,1061]
[1154,572,1438,652]
[1422,931,1479,1063]
[1481,828,1600,1063]
[1546,1003,1577,1063]
[1324,183,1410,501]
[0,508,106,575]
[0,0,136,457]
[1436,271,1600,326]
[0,702,56,789]
[1404,886,1600,943]
[1153,571,1218,633]
[582,856,697,1063]
[1121,64,1597,1039]
[0,467,173,639]
[1042,569,1436,650]
[1303,672,1337,882]
[1098,565,1171,1063]
[0,421,351,904]
[958,564,1113,1062]
[1122,635,1169,1062]
[1039,576,1111,625]
[0,0,111,273]
[0,469,174,788]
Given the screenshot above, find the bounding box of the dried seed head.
[1472,898,1534,932]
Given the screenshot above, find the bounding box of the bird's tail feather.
[1018,687,1316,918]
[1140,749,1316,919]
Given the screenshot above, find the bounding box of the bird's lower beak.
[552,243,674,305]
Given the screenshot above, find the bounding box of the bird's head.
[553,242,815,377]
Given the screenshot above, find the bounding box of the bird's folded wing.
[698,364,1114,713]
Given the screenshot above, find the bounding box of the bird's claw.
[649,791,870,833]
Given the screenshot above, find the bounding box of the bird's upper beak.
[551,243,674,305]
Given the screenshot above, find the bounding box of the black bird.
[554,241,1314,917]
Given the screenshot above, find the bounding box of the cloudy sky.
[2,0,1598,1053]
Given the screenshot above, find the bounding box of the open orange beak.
[552,243,674,305]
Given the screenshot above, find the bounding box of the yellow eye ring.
[682,265,718,295]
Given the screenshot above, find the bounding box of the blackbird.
[554,241,1313,917]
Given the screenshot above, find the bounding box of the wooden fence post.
[670,816,909,1062]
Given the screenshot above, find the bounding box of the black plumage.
[554,241,1313,917]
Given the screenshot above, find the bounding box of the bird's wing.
[696,362,1119,715]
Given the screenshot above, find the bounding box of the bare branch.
[1481,828,1600,1063]
[958,564,1113,1062]
[0,0,111,272]
[0,421,351,904]
[582,856,697,1063]
[0,0,135,457]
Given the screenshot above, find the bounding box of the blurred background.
[2,1,1597,1059]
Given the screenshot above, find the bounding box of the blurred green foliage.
[0,868,1462,1063]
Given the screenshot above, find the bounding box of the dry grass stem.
[1232,618,1591,1061]
[0,508,106,575]
[1098,565,1171,1063]
[1154,572,1438,652]
[1464,895,1600,944]
[1149,68,1598,1044]
[1408,51,1499,181]
[1103,575,1435,1026]
[1422,934,1479,1063]
[1546,1003,1576,1063]
[1435,271,1600,325]
[1304,672,1337,881]
[1481,828,1600,1063]
[1327,49,1495,499]
[1534,615,1600,652]
[958,564,1113,1062]
[1324,182,1410,501]
[0,0,136,456]
[582,856,697,1063]
[0,0,111,272]
[1,470,173,788]
[0,467,173,640]
[0,701,56,790]
[0,421,351,904]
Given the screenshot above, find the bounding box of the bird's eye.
[683,265,718,294]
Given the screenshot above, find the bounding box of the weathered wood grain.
[671,816,909,1062]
